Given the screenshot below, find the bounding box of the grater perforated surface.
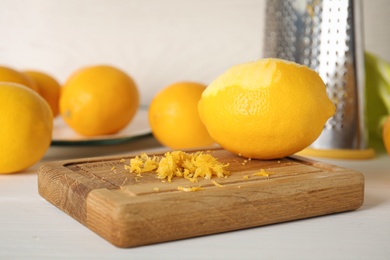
[263,0,366,150]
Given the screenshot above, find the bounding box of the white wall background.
[0,0,388,105]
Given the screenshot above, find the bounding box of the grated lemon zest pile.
[129,153,160,175]
[252,169,274,177]
[177,185,203,192]
[125,151,229,183]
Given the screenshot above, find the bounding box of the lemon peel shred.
[211,180,225,187]
[177,186,203,192]
[124,151,229,183]
[252,169,274,177]
[129,153,159,175]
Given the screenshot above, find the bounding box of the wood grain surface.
[38,148,364,248]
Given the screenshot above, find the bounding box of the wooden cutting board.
[38,148,364,248]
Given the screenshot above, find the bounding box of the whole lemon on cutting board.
[0,83,53,174]
[60,65,139,136]
[0,65,39,92]
[23,70,62,117]
[198,58,336,159]
[148,82,214,149]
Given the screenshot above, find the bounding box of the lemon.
[23,70,62,117]
[0,83,53,174]
[365,52,389,151]
[60,65,139,136]
[383,115,390,156]
[0,65,39,92]
[198,58,336,159]
[365,52,390,152]
[148,82,214,149]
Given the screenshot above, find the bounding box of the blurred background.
[0,0,389,105]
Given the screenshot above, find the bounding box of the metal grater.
[262,0,367,151]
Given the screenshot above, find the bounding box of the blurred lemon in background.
[365,52,390,155]
[198,58,335,159]
[383,116,390,155]
[23,70,62,117]
[0,83,53,174]
[0,65,39,92]
[148,82,214,149]
[60,65,139,136]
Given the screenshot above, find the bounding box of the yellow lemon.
[383,115,390,156]
[148,82,214,149]
[198,58,336,159]
[23,70,62,117]
[0,65,39,92]
[60,65,139,136]
[0,83,53,174]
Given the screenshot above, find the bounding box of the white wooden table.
[1,136,389,259]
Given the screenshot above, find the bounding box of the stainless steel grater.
[262,0,368,152]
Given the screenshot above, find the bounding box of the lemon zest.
[252,169,274,177]
[125,151,229,183]
[211,180,225,187]
[177,185,203,192]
